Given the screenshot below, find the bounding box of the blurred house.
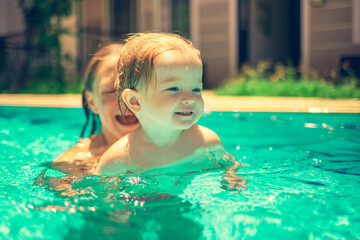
[1,0,360,88]
[302,0,360,80]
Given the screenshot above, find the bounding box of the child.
[97,33,225,175]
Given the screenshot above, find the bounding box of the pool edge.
[1,92,360,113]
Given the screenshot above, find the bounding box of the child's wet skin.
[136,50,204,133]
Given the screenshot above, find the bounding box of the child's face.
[92,60,139,139]
[137,50,203,131]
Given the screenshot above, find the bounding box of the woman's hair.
[80,43,124,140]
[116,32,201,115]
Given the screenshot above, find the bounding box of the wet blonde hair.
[116,32,201,104]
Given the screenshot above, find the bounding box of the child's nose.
[181,93,195,104]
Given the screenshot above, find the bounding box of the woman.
[53,43,139,175]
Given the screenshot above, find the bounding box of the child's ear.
[85,90,99,114]
[122,89,141,114]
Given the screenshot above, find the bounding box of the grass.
[215,61,360,98]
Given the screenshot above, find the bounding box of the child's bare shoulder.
[188,125,221,146]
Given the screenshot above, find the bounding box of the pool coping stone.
[1,91,359,113]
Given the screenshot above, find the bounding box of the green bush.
[216,61,360,98]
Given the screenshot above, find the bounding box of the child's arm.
[198,125,247,191]
[196,125,222,147]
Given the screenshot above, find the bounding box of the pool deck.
[1,91,359,113]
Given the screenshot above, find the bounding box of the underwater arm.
[218,151,247,191]
[96,158,138,176]
[200,126,247,191]
[221,159,247,192]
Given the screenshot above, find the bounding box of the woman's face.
[87,59,139,143]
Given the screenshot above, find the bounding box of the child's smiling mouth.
[115,115,139,125]
[175,111,193,117]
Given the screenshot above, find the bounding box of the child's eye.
[166,87,179,91]
[192,88,202,93]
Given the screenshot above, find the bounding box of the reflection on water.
[33,174,204,239]
[1,107,359,239]
[31,145,247,239]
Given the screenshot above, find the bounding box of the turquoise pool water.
[1,106,359,239]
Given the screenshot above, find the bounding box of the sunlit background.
[0,0,359,97]
[1,2,360,239]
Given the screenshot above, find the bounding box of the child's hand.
[221,160,247,192]
[221,174,247,192]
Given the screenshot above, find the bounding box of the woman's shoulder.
[54,138,92,163]
[187,125,221,146]
[53,138,105,176]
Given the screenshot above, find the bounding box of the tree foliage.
[17,0,75,88]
